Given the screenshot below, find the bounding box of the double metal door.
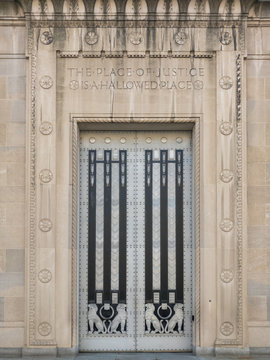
[79,131,193,352]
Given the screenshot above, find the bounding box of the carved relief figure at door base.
[145,303,184,335]
[88,303,127,334]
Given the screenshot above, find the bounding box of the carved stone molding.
[174,30,188,45]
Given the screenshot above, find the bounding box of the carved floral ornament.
[38,322,52,336]
[39,75,53,89]
[85,31,98,45]
[220,122,233,136]
[40,30,53,45]
[39,169,53,183]
[38,269,52,283]
[220,270,234,283]
[129,32,143,45]
[220,169,234,183]
[219,76,233,90]
[220,322,234,336]
[219,30,232,45]
[39,121,53,135]
[39,218,52,232]
[220,218,234,232]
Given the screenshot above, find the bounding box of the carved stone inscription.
[65,58,206,92]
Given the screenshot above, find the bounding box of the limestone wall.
[0,2,26,349]
[247,2,270,351]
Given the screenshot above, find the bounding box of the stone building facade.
[0,0,270,356]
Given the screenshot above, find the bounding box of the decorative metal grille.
[79,131,193,351]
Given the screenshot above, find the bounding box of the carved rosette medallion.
[39,218,52,232]
[220,218,234,232]
[39,76,53,89]
[38,269,52,283]
[85,31,98,45]
[40,31,53,45]
[220,322,234,336]
[39,169,53,183]
[220,122,233,136]
[220,169,234,183]
[194,80,203,90]
[69,80,79,90]
[219,31,232,45]
[220,270,234,283]
[219,76,233,90]
[38,322,52,336]
[39,121,53,135]
[129,32,143,45]
[174,30,188,45]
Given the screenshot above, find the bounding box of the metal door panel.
[79,131,193,352]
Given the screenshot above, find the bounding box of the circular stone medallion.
[220,218,234,232]
[161,137,167,143]
[220,322,234,336]
[39,76,53,89]
[220,169,234,183]
[129,32,143,45]
[120,137,127,144]
[220,31,232,46]
[174,30,188,45]
[40,31,53,45]
[38,322,52,336]
[39,218,52,232]
[69,80,79,90]
[39,121,53,135]
[220,122,233,136]
[89,137,96,144]
[145,137,152,144]
[85,31,98,45]
[220,270,234,283]
[38,269,52,283]
[39,169,53,183]
[219,76,233,90]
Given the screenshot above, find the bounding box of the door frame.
[70,115,201,352]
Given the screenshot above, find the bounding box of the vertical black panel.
[176,150,184,303]
[119,151,127,303]
[160,150,168,302]
[88,150,96,303]
[103,150,111,302]
[145,150,153,303]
